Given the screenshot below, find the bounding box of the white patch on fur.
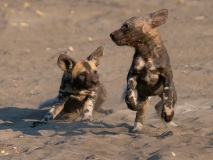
[82,98,94,121]
[128,78,134,85]
[147,58,156,70]
[90,91,96,97]
[41,111,53,122]
[164,105,174,115]
[164,96,168,100]
[128,77,137,89]
[162,121,178,128]
[163,93,168,101]
[128,78,134,83]
[129,90,137,105]
[134,57,145,70]
[49,107,55,114]
[169,121,178,127]
[164,87,170,90]
[38,104,65,124]
[79,90,90,95]
[79,90,97,96]
[70,94,86,101]
[132,122,143,132]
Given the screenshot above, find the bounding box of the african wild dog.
[110,9,177,132]
[32,46,113,127]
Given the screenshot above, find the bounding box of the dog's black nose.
[110,33,114,39]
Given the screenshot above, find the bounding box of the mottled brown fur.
[110,9,177,132]
[32,46,112,127]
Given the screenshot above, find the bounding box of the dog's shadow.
[0,106,132,137]
[0,106,47,136]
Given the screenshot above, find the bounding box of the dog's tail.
[38,97,59,109]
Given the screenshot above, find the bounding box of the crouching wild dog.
[110,9,177,132]
[32,46,113,127]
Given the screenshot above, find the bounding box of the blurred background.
[0,1,213,159]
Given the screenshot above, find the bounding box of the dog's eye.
[122,23,130,31]
[78,72,85,77]
[94,70,97,74]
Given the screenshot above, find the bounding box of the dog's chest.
[132,57,159,85]
[59,73,89,101]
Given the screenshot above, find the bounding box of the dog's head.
[57,46,103,90]
[110,9,168,47]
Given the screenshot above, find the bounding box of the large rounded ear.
[87,46,104,66]
[57,52,76,72]
[146,9,168,28]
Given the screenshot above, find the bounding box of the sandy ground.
[0,0,213,160]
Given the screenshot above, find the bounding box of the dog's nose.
[91,76,99,85]
[92,79,98,85]
[110,32,114,39]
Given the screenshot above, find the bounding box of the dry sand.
[0,0,212,160]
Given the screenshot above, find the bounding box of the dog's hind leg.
[31,103,65,127]
[132,97,151,132]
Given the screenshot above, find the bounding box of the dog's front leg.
[125,76,147,111]
[161,70,177,122]
[82,92,97,122]
[155,99,177,127]
[31,100,67,127]
[82,98,95,122]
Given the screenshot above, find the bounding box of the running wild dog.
[110,9,177,132]
[32,46,113,127]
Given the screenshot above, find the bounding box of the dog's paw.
[31,121,47,128]
[125,90,142,111]
[125,89,148,111]
[169,121,178,127]
[132,122,143,133]
[161,106,174,122]
[126,90,137,104]
[81,115,92,122]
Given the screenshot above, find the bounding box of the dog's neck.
[134,30,165,59]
